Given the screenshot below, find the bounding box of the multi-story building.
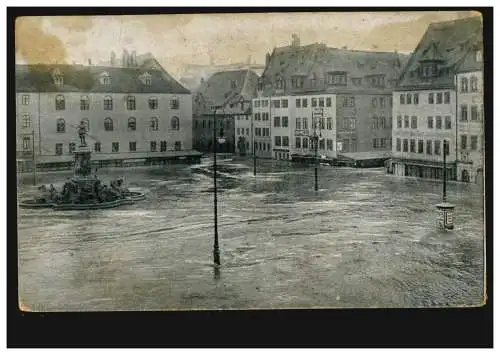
[390,16,482,180]
[249,97,272,158]
[192,70,259,154]
[256,34,409,162]
[456,41,484,184]
[16,55,198,172]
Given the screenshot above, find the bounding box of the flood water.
[17,158,485,311]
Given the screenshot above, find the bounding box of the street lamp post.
[212,106,225,266]
[32,129,37,186]
[310,108,323,191]
[436,139,455,230]
[251,112,256,176]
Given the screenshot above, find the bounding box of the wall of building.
[336,93,393,154]
[16,93,40,158]
[392,89,457,164]
[290,94,337,160]
[33,92,192,158]
[456,71,484,184]
[192,115,235,153]
[250,98,272,158]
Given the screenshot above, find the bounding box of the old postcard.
[16,11,485,311]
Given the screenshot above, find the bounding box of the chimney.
[122,49,129,68]
[88,58,92,66]
[131,50,137,67]
[342,45,348,50]
[265,53,271,67]
[110,51,116,66]
[291,33,300,47]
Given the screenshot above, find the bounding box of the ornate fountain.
[19,122,145,210]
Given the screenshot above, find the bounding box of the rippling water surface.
[17,158,485,311]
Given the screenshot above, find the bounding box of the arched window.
[470,76,479,92]
[150,117,159,131]
[170,116,179,130]
[128,117,136,131]
[104,117,113,131]
[461,77,469,92]
[126,95,136,110]
[81,118,90,132]
[104,96,113,110]
[80,95,89,110]
[56,118,65,133]
[55,95,65,110]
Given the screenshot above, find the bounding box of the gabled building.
[390,16,483,181]
[192,70,259,154]
[16,61,198,172]
[256,35,409,163]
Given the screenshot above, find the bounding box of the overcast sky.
[15,11,480,79]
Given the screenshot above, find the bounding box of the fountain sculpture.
[19,121,145,210]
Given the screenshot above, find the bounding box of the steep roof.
[260,43,410,96]
[397,16,483,90]
[15,64,191,94]
[193,69,259,115]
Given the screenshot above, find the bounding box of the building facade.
[456,44,484,184]
[390,16,482,181]
[192,70,259,154]
[16,61,196,172]
[256,35,408,162]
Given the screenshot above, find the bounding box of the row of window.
[372,138,391,149]
[341,118,356,131]
[294,137,335,150]
[294,117,334,130]
[194,119,231,130]
[237,128,250,136]
[274,136,289,147]
[339,138,357,153]
[268,97,335,109]
[371,97,392,108]
[395,138,450,156]
[460,135,480,151]
[254,113,270,121]
[396,115,452,130]
[48,95,180,111]
[399,92,451,105]
[55,117,180,133]
[253,99,269,108]
[460,104,483,121]
[460,76,480,93]
[54,141,182,155]
[372,116,392,130]
[255,128,270,137]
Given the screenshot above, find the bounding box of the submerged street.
[17,158,485,311]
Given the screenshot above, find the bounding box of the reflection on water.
[17,158,485,311]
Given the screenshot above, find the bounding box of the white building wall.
[392,89,457,164]
[16,93,40,156]
[456,70,484,183]
[268,94,337,161]
[34,92,192,158]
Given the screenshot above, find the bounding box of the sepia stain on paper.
[15,10,485,311]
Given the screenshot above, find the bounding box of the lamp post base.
[213,247,220,266]
[436,202,455,230]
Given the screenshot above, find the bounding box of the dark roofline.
[427,15,482,29]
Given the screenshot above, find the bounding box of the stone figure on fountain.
[78,120,87,147]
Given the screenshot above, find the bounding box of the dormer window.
[476,50,482,62]
[140,72,152,86]
[327,72,347,86]
[54,75,64,87]
[53,69,64,87]
[99,72,111,87]
[419,64,438,78]
[291,76,305,89]
[257,78,264,91]
[274,75,284,90]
